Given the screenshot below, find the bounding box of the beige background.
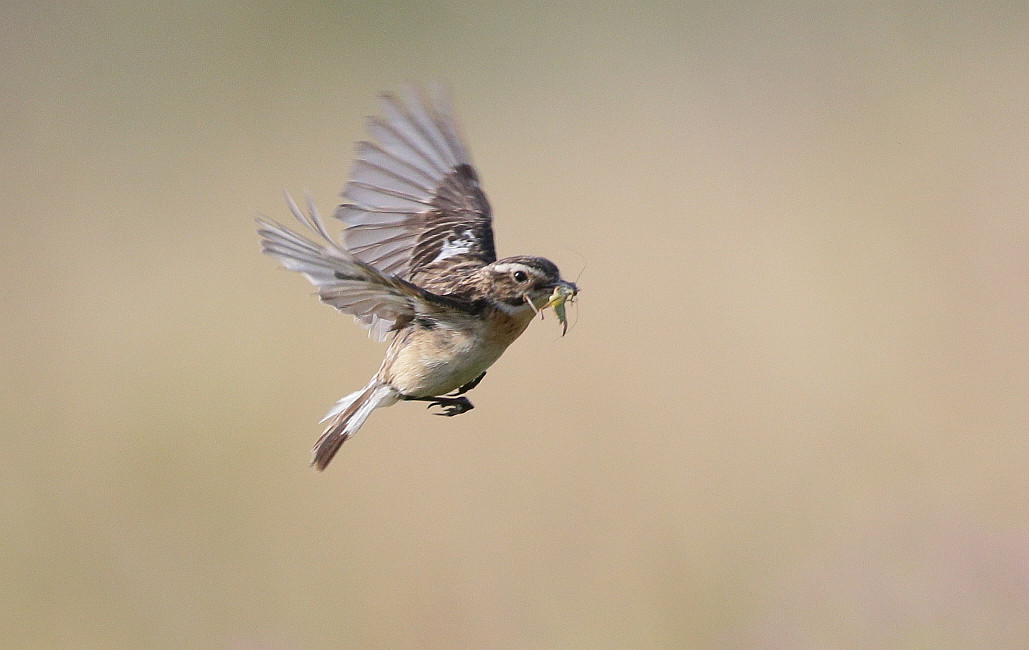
[2,2,1027,647]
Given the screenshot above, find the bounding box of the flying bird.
[258,87,577,470]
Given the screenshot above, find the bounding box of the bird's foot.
[426,396,474,417]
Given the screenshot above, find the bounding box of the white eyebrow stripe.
[492,262,536,275]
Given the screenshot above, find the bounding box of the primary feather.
[335,87,496,284]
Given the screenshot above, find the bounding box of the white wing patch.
[432,228,477,263]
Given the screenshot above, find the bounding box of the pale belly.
[381,311,533,398]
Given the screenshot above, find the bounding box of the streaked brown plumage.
[258,87,576,470]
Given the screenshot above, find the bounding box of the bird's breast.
[382,306,535,398]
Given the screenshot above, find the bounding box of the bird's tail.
[312,380,398,471]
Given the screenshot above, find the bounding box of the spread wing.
[258,194,476,341]
[334,86,496,284]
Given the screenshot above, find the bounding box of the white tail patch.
[312,380,400,470]
[321,380,399,430]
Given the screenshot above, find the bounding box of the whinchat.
[258,87,577,470]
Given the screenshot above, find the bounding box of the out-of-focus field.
[2,2,1026,647]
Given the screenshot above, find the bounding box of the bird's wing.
[334,86,496,284]
[258,194,477,341]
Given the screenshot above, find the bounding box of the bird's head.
[485,256,578,332]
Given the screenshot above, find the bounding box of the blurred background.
[2,1,1027,647]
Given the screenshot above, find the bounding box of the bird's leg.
[402,373,485,416]
[422,371,486,415]
[427,396,474,416]
[452,371,486,396]
[403,395,475,416]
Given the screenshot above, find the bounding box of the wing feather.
[258,193,473,341]
[342,181,431,211]
[350,160,432,196]
[334,86,496,283]
[354,141,438,187]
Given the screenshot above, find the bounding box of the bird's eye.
[513,270,528,283]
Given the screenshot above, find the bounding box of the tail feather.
[311,380,398,471]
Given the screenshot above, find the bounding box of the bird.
[257,86,578,470]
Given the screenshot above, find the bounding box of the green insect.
[546,283,578,336]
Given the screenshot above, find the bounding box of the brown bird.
[258,87,577,470]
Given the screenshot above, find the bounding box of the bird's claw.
[426,396,474,416]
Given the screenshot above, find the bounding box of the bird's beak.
[523,281,578,328]
[542,280,578,335]
[544,280,578,308]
